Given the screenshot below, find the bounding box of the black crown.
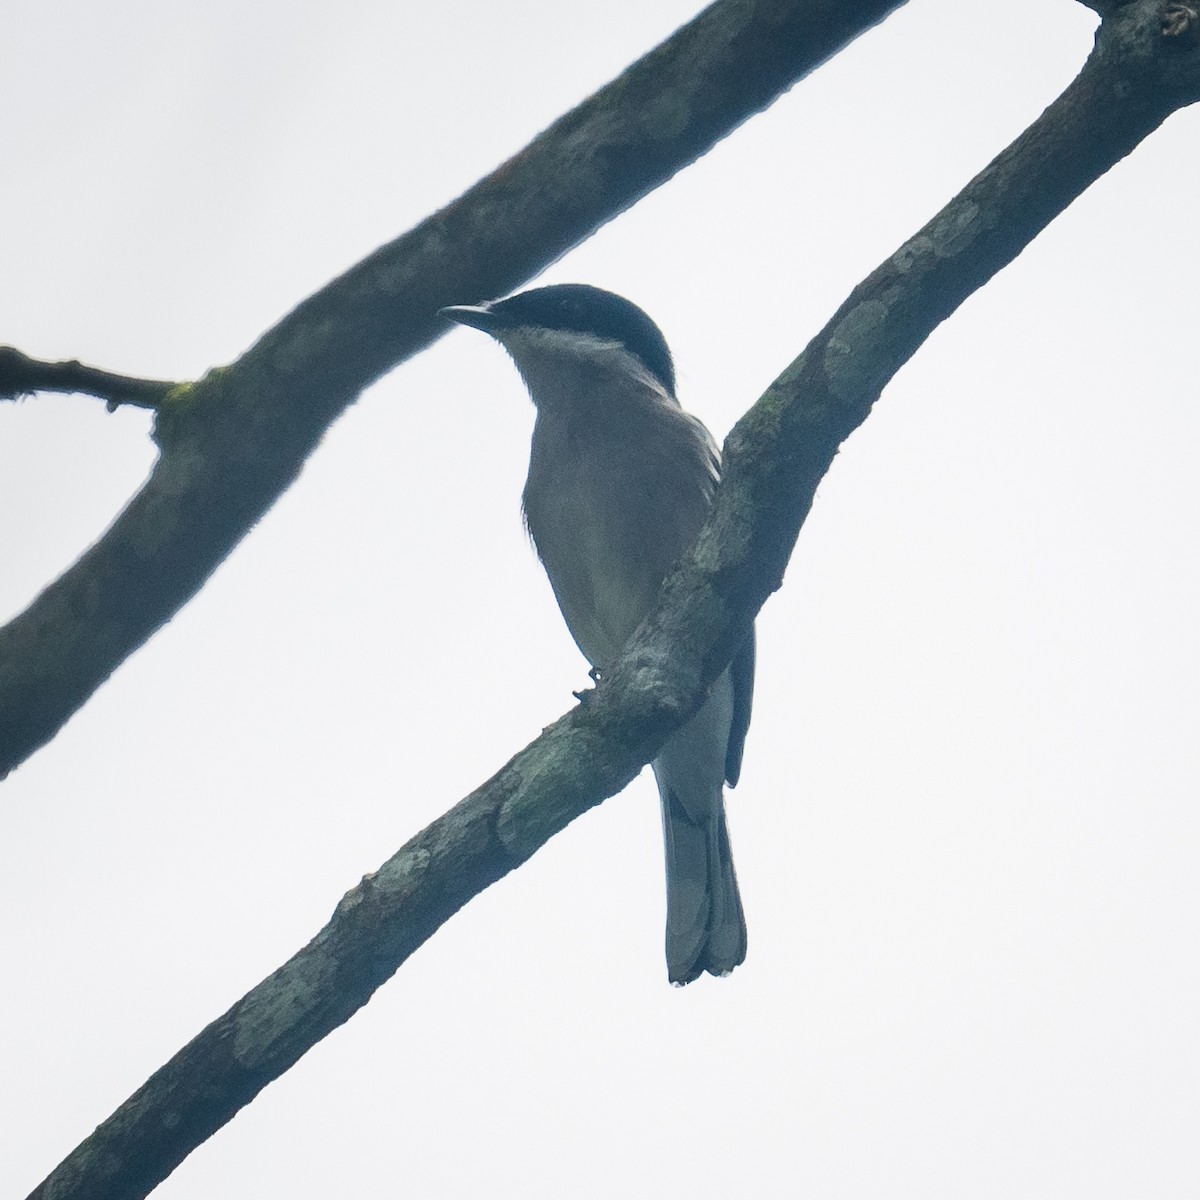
[490,284,675,396]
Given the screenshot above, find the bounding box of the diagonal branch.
[0,0,907,780]
[27,4,1200,1198]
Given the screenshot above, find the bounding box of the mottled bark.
[26,4,1200,1200]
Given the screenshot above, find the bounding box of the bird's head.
[440,283,676,404]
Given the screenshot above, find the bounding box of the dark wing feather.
[724,625,755,787]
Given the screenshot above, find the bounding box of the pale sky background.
[3,2,1199,1197]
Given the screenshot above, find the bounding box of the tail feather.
[703,804,747,973]
[658,782,747,985]
[650,670,747,984]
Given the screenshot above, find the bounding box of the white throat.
[495,325,673,414]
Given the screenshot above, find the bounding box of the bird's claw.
[572,666,605,705]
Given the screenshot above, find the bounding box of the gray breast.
[522,396,719,668]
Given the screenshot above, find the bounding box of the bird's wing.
[724,624,755,788]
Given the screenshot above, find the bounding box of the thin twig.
[0,346,175,411]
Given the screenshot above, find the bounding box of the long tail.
[651,677,747,984]
[656,779,747,984]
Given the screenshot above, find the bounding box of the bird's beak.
[439,303,500,332]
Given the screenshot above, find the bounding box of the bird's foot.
[572,665,604,704]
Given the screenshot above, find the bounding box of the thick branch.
[27,4,1200,1199]
[679,0,1200,671]
[0,0,906,779]
[0,347,174,411]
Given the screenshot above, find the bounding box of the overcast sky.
[3,2,1199,1197]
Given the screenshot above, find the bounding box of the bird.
[440,283,754,984]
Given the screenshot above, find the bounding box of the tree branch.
[26,4,1200,1198]
[0,0,907,780]
[0,346,175,411]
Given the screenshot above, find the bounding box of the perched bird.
[441,284,754,984]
